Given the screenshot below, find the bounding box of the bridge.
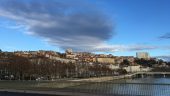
[130,72,170,78]
[136,72,170,75]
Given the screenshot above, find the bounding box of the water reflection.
[70,77,170,96]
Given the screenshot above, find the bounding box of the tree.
[167,62,170,66]
[8,55,31,80]
[135,58,158,67]
[158,59,164,65]
[117,69,127,75]
[120,59,130,67]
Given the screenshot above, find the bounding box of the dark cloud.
[159,33,170,39]
[0,0,114,51]
[0,0,160,52]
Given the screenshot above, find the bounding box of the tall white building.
[136,52,150,59]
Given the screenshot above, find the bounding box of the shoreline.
[0,89,102,96]
[0,75,134,96]
[68,74,133,82]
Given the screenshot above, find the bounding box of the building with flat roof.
[96,57,115,64]
[136,52,150,59]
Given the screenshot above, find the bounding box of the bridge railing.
[62,82,170,96]
[1,80,170,96]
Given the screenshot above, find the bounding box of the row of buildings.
[0,49,152,73]
[1,49,168,80]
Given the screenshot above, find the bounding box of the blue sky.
[0,0,170,59]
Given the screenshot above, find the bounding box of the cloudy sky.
[0,0,170,60]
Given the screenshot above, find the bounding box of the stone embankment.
[0,75,135,96]
[69,75,133,82]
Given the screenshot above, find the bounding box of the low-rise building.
[96,57,115,64]
[136,52,150,59]
[140,67,152,72]
[107,64,120,70]
[123,65,141,72]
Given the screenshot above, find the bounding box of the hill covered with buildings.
[0,49,169,80]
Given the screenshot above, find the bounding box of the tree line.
[0,54,119,80]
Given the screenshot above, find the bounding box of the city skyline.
[0,0,170,61]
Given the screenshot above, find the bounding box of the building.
[123,65,141,72]
[96,57,115,64]
[53,57,76,63]
[65,49,76,59]
[140,67,152,72]
[65,48,73,54]
[136,52,150,59]
[107,64,120,70]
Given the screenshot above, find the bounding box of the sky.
[0,0,170,60]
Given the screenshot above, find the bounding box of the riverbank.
[0,76,128,90]
[0,75,134,96]
[0,91,58,96]
[0,89,87,96]
[0,87,137,96]
[69,74,133,82]
[0,89,111,96]
[1,72,169,96]
[0,75,133,89]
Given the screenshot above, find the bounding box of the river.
[1,76,170,96]
[68,76,170,96]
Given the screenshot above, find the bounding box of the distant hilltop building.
[65,48,76,59]
[136,52,150,59]
[65,48,73,54]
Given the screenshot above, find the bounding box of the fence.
[1,81,170,96]
[61,82,170,96]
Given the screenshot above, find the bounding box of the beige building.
[65,48,73,54]
[66,54,76,59]
[65,49,76,59]
[96,57,115,64]
[123,65,141,72]
[136,52,150,59]
[107,64,120,70]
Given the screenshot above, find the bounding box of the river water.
[68,76,170,96]
[1,76,170,96]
